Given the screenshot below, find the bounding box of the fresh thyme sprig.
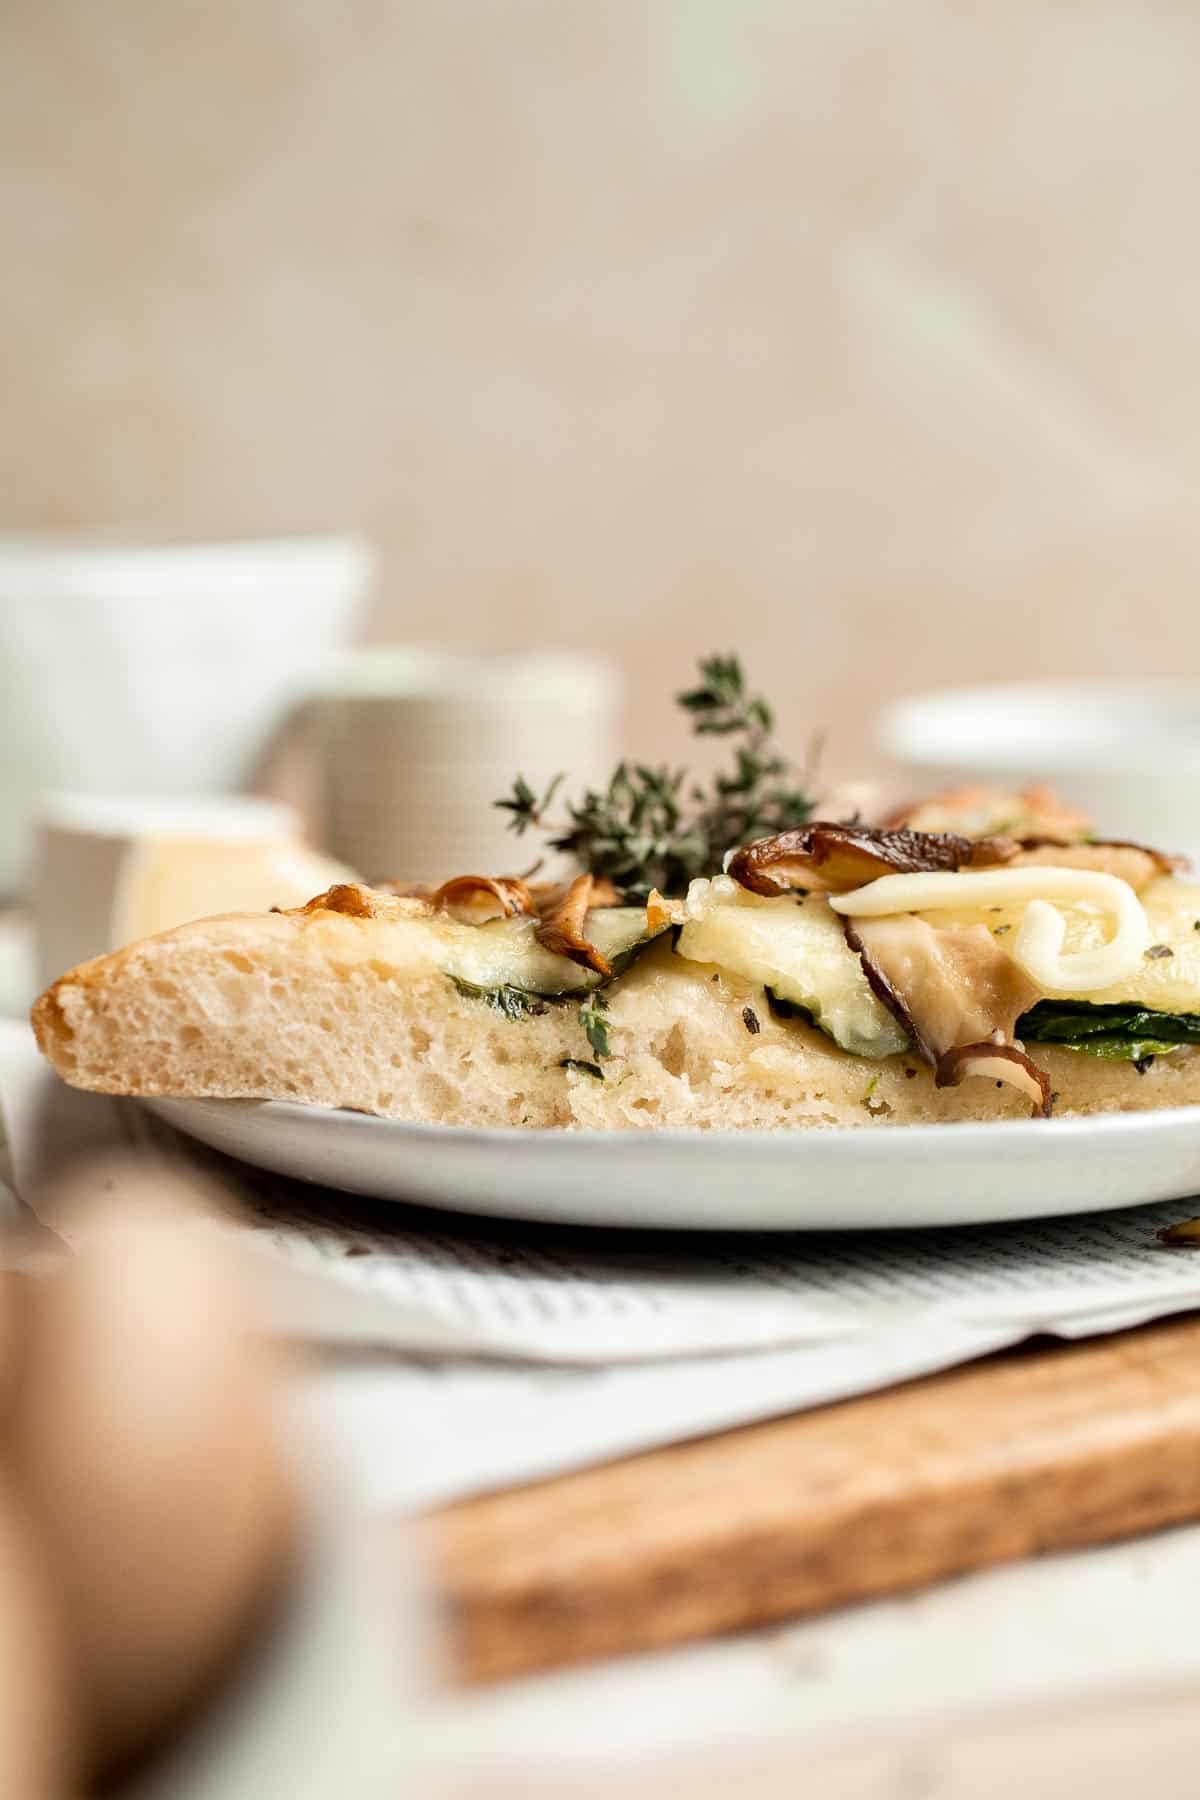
[496,655,817,900]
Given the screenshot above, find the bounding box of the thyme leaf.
[494,772,564,836]
[448,976,549,1020]
[496,654,817,899]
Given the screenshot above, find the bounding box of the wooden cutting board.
[426,1313,1200,1684]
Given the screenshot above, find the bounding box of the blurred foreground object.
[4,1159,403,1798]
[881,682,1200,846]
[34,795,355,988]
[319,649,620,881]
[3,1161,299,1792]
[0,534,370,897]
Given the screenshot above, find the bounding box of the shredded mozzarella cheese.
[829,867,1151,994]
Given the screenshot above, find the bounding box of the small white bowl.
[879,681,1200,850]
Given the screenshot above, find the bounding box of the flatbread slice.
[32,880,1200,1130]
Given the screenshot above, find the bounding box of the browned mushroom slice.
[582,874,622,910]
[845,913,1051,1115]
[527,875,623,917]
[935,1043,1052,1117]
[884,784,1093,843]
[535,873,613,976]
[844,914,1039,1064]
[430,875,536,924]
[727,823,1018,897]
[1010,839,1186,889]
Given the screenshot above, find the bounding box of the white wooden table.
[400,1524,1200,1796]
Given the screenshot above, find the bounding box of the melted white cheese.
[676,876,908,1056]
[829,867,1152,994]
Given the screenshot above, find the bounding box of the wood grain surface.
[426,1315,1200,1684]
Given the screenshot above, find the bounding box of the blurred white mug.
[318,649,622,882]
[0,534,372,895]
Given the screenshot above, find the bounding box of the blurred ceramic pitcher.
[0,534,371,895]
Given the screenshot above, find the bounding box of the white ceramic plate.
[144,1098,1200,1231]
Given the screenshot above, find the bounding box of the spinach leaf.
[1056,1036,1177,1062]
[1018,1000,1200,1060]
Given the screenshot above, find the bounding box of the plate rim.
[147,1093,1200,1152]
[143,1095,1200,1230]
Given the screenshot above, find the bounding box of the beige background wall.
[4,1,1200,778]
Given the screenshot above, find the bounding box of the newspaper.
[5,1020,1200,1511]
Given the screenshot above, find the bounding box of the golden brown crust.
[30,982,71,1067]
